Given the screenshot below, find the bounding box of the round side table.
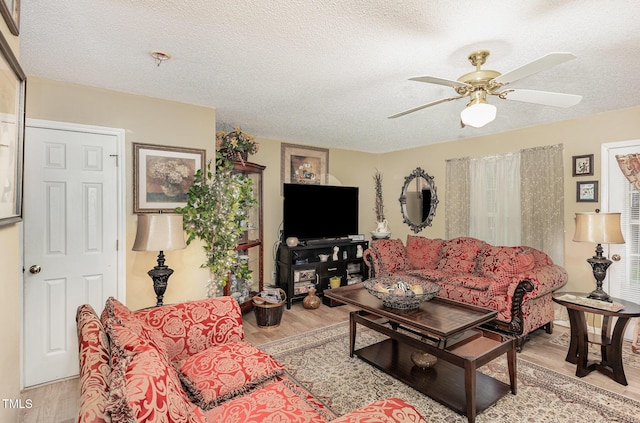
[552,292,640,385]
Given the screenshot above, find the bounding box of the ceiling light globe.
[460,103,497,128]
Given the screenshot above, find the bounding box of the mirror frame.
[398,167,439,233]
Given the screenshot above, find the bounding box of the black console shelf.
[276,240,369,309]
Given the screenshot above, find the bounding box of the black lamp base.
[147,250,174,307]
[586,244,613,303]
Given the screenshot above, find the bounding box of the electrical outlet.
[271,271,276,281]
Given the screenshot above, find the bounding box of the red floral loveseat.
[76,296,427,423]
[363,236,568,349]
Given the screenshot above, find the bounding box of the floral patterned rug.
[260,322,640,423]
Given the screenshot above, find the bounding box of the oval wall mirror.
[399,167,438,233]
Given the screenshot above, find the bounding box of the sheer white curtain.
[469,153,521,245]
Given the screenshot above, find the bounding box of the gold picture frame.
[133,143,205,213]
[281,143,329,192]
[0,28,25,226]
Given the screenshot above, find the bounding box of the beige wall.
[26,78,217,311]
[378,106,640,294]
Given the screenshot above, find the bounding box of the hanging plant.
[176,159,256,297]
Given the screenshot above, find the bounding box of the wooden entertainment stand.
[325,284,517,423]
[276,240,369,309]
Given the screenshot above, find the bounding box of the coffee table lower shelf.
[355,338,511,419]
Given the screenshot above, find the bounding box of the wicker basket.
[364,278,439,310]
[252,288,286,328]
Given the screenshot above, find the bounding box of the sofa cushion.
[436,237,484,274]
[106,324,205,423]
[441,275,494,292]
[203,375,337,423]
[370,239,412,274]
[76,304,111,423]
[103,297,169,363]
[478,245,522,277]
[136,297,245,362]
[177,341,285,410]
[405,236,442,269]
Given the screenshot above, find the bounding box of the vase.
[302,288,321,309]
[161,183,181,198]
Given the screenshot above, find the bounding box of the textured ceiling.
[18,1,640,153]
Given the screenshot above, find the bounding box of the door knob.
[29,265,41,274]
[611,254,621,262]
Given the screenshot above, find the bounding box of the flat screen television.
[283,184,359,241]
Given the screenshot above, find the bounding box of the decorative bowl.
[410,351,437,369]
[363,277,440,310]
[370,231,391,239]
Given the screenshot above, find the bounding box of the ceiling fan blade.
[500,89,582,107]
[388,96,465,119]
[409,76,471,89]
[493,52,576,86]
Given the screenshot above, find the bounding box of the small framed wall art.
[572,154,594,176]
[0,0,19,35]
[281,143,329,190]
[133,143,206,213]
[576,180,598,203]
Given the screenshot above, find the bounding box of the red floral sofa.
[363,236,568,350]
[76,295,427,423]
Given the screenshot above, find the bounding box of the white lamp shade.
[460,102,497,128]
[573,212,625,244]
[132,214,187,251]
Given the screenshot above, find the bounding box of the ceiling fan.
[389,50,582,128]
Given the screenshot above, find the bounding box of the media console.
[276,240,369,309]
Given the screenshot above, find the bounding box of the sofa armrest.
[330,397,427,423]
[134,296,244,362]
[508,264,568,299]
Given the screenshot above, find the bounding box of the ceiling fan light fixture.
[460,91,496,128]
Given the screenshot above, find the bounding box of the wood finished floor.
[20,302,640,423]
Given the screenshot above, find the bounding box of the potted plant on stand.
[176,151,257,297]
[372,169,391,239]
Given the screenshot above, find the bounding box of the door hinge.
[116,240,119,251]
[109,154,119,166]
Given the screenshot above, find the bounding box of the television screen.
[283,184,359,241]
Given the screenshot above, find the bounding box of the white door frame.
[21,118,126,388]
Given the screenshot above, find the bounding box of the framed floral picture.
[572,154,594,176]
[281,143,329,192]
[576,180,598,202]
[133,143,206,213]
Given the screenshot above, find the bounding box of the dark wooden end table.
[324,283,516,423]
[553,292,640,385]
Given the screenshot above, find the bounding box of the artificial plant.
[176,158,256,297]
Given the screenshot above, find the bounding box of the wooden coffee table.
[324,283,516,423]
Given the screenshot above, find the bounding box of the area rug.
[549,331,640,369]
[260,321,640,423]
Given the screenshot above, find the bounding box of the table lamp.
[133,213,186,306]
[573,210,625,302]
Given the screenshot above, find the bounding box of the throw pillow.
[370,239,412,275]
[435,237,483,274]
[405,236,442,269]
[488,251,536,296]
[176,341,285,410]
[106,324,205,423]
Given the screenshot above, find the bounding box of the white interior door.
[602,140,640,340]
[23,120,125,387]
